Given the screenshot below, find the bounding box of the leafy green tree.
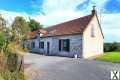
[110,42,119,51]
[0,16,27,80]
[0,15,7,52]
[11,16,31,44]
[28,19,43,31]
[12,16,30,35]
[104,42,120,52]
[10,16,30,72]
[104,43,111,52]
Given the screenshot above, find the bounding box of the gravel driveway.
[24,53,120,80]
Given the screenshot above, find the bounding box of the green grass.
[96,52,120,63]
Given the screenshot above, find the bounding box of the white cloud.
[31,0,120,42]
[79,0,109,13]
[101,13,120,42]
[32,0,110,26]
[0,0,120,42]
[33,10,84,26]
[42,0,85,13]
[0,10,30,26]
[31,0,87,26]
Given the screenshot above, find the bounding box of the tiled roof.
[42,14,93,37]
[27,29,47,39]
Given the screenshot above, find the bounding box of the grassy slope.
[96,52,120,63]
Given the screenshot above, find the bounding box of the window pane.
[59,39,70,52]
[31,42,35,48]
[63,41,67,47]
[39,42,44,49]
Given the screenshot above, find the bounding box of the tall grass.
[0,54,26,80]
[0,70,25,80]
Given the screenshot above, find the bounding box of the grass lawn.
[96,52,120,63]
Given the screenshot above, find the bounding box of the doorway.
[47,42,50,55]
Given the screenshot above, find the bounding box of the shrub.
[7,54,18,72]
[104,42,120,52]
[0,70,25,80]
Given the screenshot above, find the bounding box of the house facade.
[26,7,104,58]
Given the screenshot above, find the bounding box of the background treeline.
[104,42,120,52]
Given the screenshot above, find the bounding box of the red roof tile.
[27,29,47,39]
[43,14,93,37]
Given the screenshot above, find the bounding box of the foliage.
[7,42,26,55]
[0,16,6,30]
[0,70,26,80]
[0,33,6,51]
[12,16,30,35]
[0,15,7,51]
[96,52,120,63]
[0,16,28,80]
[28,19,43,31]
[7,54,18,72]
[104,42,120,52]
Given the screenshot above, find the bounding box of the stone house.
[25,7,104,58]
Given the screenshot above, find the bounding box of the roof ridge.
[45,14,92,29]
[29,14,94,38]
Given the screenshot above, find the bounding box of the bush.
[0,15,27,80]
[7,54,18,72]
[104,42,120,52]
[0,70,25,80]
[0,54,25,80]
[0,52,25,80]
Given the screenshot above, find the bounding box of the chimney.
[92,6,96,15]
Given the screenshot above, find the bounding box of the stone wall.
[40,34,82,57]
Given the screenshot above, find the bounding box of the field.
[96,52,120,63]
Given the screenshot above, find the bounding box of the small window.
[31,42,35,48]
[39,42,44,49]
[59,39,70,52]
[91,26,95,37]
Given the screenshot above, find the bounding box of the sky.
[0,0,120,43]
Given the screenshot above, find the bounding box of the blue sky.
[0,0,120,42]
[0,0,43,14]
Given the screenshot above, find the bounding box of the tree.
[0,16,27,80]
[0,15,7,52]
[0,15,6,30]
[10,16,30,72]
[110,42,119,51]
[12,16,30,35]
[104,43,111,52]
[28,19,43,31]
[104,42,120,52]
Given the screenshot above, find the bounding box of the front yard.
[96,52,120,63]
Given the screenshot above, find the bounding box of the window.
[91,26,95,37]
[59,39,70,52]
[31,42,35,48]
[39,42,44,49]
